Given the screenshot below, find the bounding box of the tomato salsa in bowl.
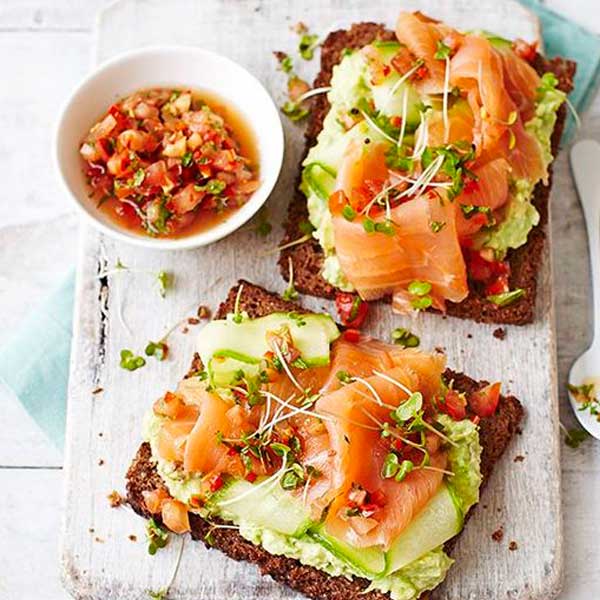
[55,47,283,249]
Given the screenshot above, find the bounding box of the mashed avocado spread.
[301,43,566,287]
[145,407,481,600]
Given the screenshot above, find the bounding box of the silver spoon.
[568,139,600,439]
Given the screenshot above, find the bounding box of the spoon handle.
[570,139,600,340]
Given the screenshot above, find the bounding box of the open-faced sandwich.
[126,281,523,600]
[280,12,576,324]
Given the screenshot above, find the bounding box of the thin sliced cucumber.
[311,528,386,577]
[209,478,313,537]
[384,484,463,575]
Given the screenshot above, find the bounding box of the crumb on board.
[98,459,105,466]
[92,387,104,395]
[187,317,200,325]
[108,490,124,508]
[513,455,525,463]
[182,326,189,334]
[467,333,473,339]
[98,432,103,437]
[128,534,137,542]
[291,21,308,34]
[493,327,507,340]
[94,537,104,543]
[434,346,445,354]
[482,504,488,509]
[491,527,504,542]
[273,50,288,64]
[89,528,95,534]
[197,305,211,319]
[509,541,519,551]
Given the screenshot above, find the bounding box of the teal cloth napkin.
[2,4,599,449]
[0,273,74,449]
[521,0,600,140]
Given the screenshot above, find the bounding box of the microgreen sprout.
[146,535,185,600]
[120,349,146,371]
[282,256,298,301]
[392,327,420,348]
[299,33,319,60]
[146,518,169,555]
[145,340,168,361]
[486,288,525,307]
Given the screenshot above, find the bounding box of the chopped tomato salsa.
[80,88,259,237]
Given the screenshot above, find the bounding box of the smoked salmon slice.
[332,192,468,311]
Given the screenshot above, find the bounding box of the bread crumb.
[98,459,105,466]
[92,387,104,395]
[187,317,200,325]
[94,537,104,543]
[491,526,504,542]
[291,21,308,34]
[513,455,525,463]
[434,346,445,354]
[128,534,137,542]
[509,540,519,551]
[89,528,95,533]
[108,490,124,508]
[493,327,506,340]
[98,432,103,437]
[181,326,189,334]
[467,333,473,339]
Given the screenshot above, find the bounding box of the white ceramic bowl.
[54,46,284,250]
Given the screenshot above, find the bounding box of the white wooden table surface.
[0,1,598,599]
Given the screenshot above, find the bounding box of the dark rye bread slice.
[126,280,524,600]
[278,23,577,325]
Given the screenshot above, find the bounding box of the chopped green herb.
[157,270,172,298]
[342,205,357,221]
[385,145,414,173]
[434,40,451,60]
[281,101,310,122]
[408,280,432,296]
[280,55,293,73]
[147,589,167,600]
[430,220,446,233]
[270,442,291,457]
[487,288,525,307]
[120,349,146,371]
[181,152,194,168]
[299,33,319,60]
[391,327,420,348]
[281,463,305,490]
[146,518,169,555]
[133,168,145,187]
[145,340,168,361]
[206,179,226,196]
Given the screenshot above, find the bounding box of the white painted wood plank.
[0,32,90,228]
[59,2,570,599]
[542,0,600,35]
[0,0,114,31]
[0,468,69,600]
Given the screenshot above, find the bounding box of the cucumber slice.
[209,479,313,537]
[208,356,260,388]
[197,313,340,383]
[311,528,386,577]
[384,484,463,575]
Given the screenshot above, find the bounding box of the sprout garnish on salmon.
[299,11,569,314]
[140,299,503,599]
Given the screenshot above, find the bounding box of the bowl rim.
[53,44,284,251]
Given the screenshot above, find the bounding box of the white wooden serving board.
[60,1,561,599]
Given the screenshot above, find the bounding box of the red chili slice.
[209,474,224,492]
[335,292,369,328]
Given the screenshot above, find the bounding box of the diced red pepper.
[245,472,257,483]
[343,329,361,343]
[414,64,429,80]
[390,116,403,128]
[513,39,538,64]
[439,389,467,421]
[335,292,369,328]
[484,275,510,296]
[462,177,480,194]
[209,474,224,492]
[468,382,501,418]
[360,502,380,517]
